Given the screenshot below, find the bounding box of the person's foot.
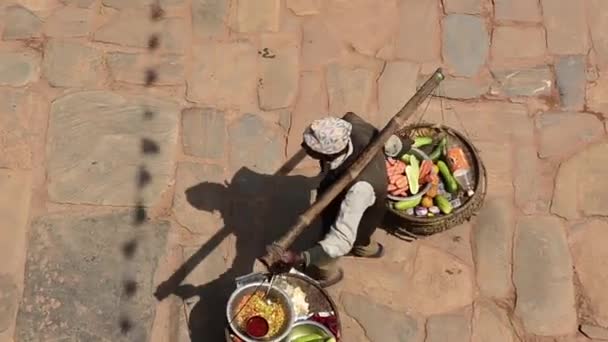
[305,266,344,288]
[350,242,385,259]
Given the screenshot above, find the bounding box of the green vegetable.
[400,153,412,163]
[406,155,420,194]
[437,160,458,193]
[413,136,433,148]
[429,137,448,161]
[393,197,422,210]
[292,334,325,342]
[326,338,336,342]
[435,195,453,214]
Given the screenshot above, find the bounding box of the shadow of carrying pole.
[154,148,309,301]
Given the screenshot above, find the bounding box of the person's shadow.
[154,166,323,341]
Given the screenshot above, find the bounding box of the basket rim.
[387,123,487,223]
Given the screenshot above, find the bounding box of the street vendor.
[278,112,413,287]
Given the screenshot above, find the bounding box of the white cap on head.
[302,117,352,155]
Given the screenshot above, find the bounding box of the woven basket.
[385,123,487,237]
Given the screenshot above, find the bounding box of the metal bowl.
[226,283,296,342]
[282,320,336,341]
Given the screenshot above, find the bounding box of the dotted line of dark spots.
[258,48,276,58]
[150,3,165,21]
[144,108,155,120]
[119,1,164,335]
[124,279,138,297]
[148,35,160,50]
[145,69,158,87]
[122,240,138,260]
[141,138,160,154]
[137,166,152,189]
[119,316,133,334]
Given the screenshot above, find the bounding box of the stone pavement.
[1,0,608,341]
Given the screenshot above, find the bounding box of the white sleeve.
[318,181,376,258]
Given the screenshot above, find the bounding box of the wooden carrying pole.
[259,68,445,268]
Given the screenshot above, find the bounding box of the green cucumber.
[437,160,458,193]
[292,334,325,342]
[406,155,420,194]
[429,137,447,161]
[413,136,433,148]
[435,195,453,214]
[393,197,422,210]
[400,153,412,163]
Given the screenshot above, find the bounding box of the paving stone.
[513,144,541,214]
[443,14,488,77]
[541,0,588,55]
[102,0,184,8]
[406,246,474,315]
[580,324,608,340]
[47,91,179,206]
[235,0,280,32]
[446,77,491,99]
[187,42,258,110]
[0,274,18,333]
[426,308,471,342]
[0,50,40,86]
[473,198,514,299]
[192,0,229,38]
[536,112,604,159]
[286,71,328,166]
[286,0,320,15]
[377,61,418,127]
[276,109,292,133]
[2,5,42,40]
[181,244,229,301]
[491,66,553,97]
[0,170,31,270]
[572,221,608,327]
[181,107,226,159]
[443,0,480,14]
[513,216,577,336]
[0,169,31,333]
[395,0,441,62]
[173,162,226,234]
[341,292,420,342]
[107,52,185,86]
[555,55,586,110]
[422,100,529,143]
[494,0,541,22]
[326,64,375,116]
[587,70,608,118]
[491,26,546,64]
[15,211,169,342]
[95,10,186,53]
[300,16,345,71]
[43,40,104,88]
[0,89,33,169]
[475,141,513,197]
[228,113,285,174]
[588,0,608,65]
[421,222,474,267]
[324,0,399,56]
[257,33,300,110]
[44,7,92,37]
[550,142,608,219]
[472,300,517,342]
[59,0,96,7]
